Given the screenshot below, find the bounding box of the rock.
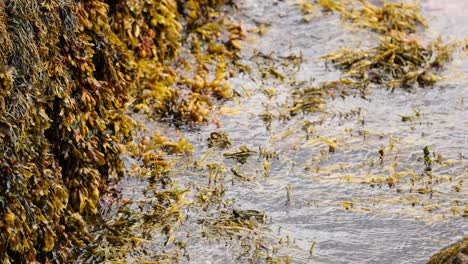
[427,237,468,264]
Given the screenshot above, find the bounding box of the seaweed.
[207,131,232,148]
[316,0,346,13]
[289,85,326,115]
[224,145,257,163]
[0,0,239,262]
[0,1,129,261]
[323,32,455,88]
[343,1,427,34]
[314,0,427,34]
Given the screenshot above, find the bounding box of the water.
[89,1,467,263]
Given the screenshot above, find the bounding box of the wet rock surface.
[428,237,468,264]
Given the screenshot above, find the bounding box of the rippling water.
[97,1,467,263]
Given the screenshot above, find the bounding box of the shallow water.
[88,1,467,263]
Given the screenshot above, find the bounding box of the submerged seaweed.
[343,1,427,33]
[324,32,455,88]
[313,0,427,34]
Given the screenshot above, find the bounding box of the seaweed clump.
[342,1,427,33]
[294,1,450,114]
[315,1,453,89]
[0,0,239,262]
[289,85,327,115]
[314,0,427,34]
[129,0,244,123]
[0,1,130,262]
[323,32,455,88]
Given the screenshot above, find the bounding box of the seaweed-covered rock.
[428,238,468,264]
[0,0,235,262]
[0,1,130,262]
